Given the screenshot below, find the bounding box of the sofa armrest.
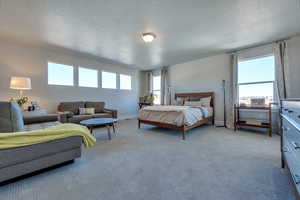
[57,111,74,123]
[23,114,59,125]
[103,108,118,118]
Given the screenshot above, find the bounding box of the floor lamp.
[216,80,227,128]
[167,86,173,105]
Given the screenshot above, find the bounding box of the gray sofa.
[58,101,118,123]
[0,102,82,183]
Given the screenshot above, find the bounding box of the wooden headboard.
[175,92,215,107]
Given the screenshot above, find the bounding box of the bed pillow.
[175,98,184,106]
[184,101,202,107]
[200,97,211,107]
[188,97,201,101]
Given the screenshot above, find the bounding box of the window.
[102,71,116,89]
[48,62,74,86]
[78,67,98,88]
[120,74,132,90]
[238,55,275,106]
[152,75,161,105]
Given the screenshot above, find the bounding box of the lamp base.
[19,90,23,97]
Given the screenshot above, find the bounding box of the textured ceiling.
[0,0,300,70]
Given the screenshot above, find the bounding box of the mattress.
[138,105,213,126]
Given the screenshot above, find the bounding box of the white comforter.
[139,105,212,126]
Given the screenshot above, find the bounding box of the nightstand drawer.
[282,101,300,122]
[291,109,300,125]
[282,118,300,152]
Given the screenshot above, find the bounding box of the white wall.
[168,54,231,125]
[287,36,300,98]
[0,40,140,119]
[139,71,148,97]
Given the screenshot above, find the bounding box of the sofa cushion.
[85,102,105,113]
[69,115,94,124]
[0,136,81,169]
[58,102,85,115]
[24,121,61,131]
[23,114,59,125]
[0,102,24,133]
[79,107,95,115]
[92,113,112,118]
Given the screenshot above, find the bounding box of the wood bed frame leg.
[182,130,186,140]
[138,120,141,129]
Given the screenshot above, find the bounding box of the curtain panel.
[274,41,288,100]
[146,71,153,94]
[228,53,238,129]
[273,41,289,135]
[160,67,169,105]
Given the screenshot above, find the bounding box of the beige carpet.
[0,119,295,200]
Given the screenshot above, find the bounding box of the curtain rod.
[227,35,297,55]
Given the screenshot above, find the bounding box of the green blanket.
[0,123,96,149]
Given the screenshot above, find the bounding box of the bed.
[138,92,215,139]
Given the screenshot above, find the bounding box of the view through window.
[78,67,98,88]
[102,71,117,89]
[48,62,74,86]
[238,55,275,106]
[152,75,161,105]
[120,74,132,90]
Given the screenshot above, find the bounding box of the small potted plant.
[10,96,29,109]
[146,93,155,104]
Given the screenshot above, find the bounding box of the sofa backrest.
[85,102,105,113]
[0,102,24,133]
[58,101,85,115]
[58,101,106,114]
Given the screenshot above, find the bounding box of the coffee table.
[80,118,118,140]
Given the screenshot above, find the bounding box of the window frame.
[78,67,98,88]
[120,74,132,90]
[237,54,275,106]
[101,71,117,89]
[47,62,74,86]
[152,75,161,105]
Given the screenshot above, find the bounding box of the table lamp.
[10,76,32,97]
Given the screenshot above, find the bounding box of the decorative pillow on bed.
[200,97,211,107]
[188,97,201,101]
[79,108,95,115]
[175,98,184,106]
[184,101,202,107]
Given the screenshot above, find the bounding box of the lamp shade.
[10,76,32,90]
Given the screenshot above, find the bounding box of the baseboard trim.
[215,121,225,126]
[118,115,138,121]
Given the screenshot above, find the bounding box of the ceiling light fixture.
[142,32,156,43]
